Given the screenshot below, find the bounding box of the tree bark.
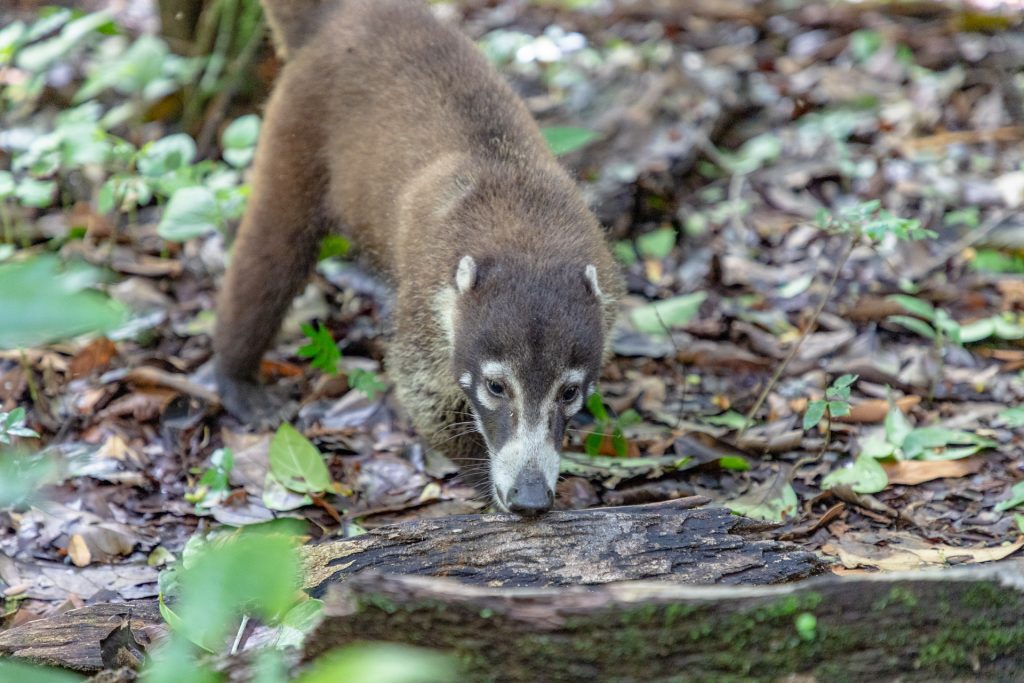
[302,498,826,594]
[308,562,1024,682]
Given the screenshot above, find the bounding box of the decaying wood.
[302,498,827,594]
[0,600,164,674]
[309,561,1024,682]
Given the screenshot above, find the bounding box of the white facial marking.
[458,372,472,389]
[456,255,477,294]
[584,264,602,300]
[490,366,588,504]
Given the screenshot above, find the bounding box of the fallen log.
[0,499,822,674]
[308,561,1024,682]
[302,498,826,593]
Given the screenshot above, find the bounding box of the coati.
[214,0,624,515]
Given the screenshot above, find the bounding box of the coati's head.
[447,254,607,517]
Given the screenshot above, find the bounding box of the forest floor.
[1,0,1023,624]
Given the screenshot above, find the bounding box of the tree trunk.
[308,562,1024,682]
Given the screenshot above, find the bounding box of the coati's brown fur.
[215,0,623,506]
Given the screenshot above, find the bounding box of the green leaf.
[586,392,608,423]
[584,431,603,456]
[832,374,858,390]
[318,235,350,261]
[348,368,387,399]
[15,11,111,74]
[901,427,995,461]
[294,643,457,683]
[884,404,913,448]
[996,406,1024,428]
[611,429,629,458]
[727,480,799,523]
[858,434,897,460]
[268,423,332,494]
[635,228,677,260]
[0,170,16,198]
[702,410,747,430]
[887,315,936,340]
[1015,514,1024,533]
[275,598,324,650]
[298,322,340,374]
[541,126,599,156]
[803,400,827,431]
[612,240,637,266]
[15,177,56,208]
[888,294,935,320]
[776,273,813,299]
[969,249,1024,274]
[992,315,1024,341]
[158,186,221,241]
[957,317,995,344]
[0,256,127,349]
[849,29,883,62]
[943,206,980,229]
[821,455,888,494]
[995,481,1024,513]
[175,529,301,651]
[630,292,706,336]
[137,134,197,177]
[718,455,750,471]
[222,115,261,168]
[0,659,84,682]
[827,401,851,418]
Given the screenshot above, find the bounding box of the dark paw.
[217,375,297,429]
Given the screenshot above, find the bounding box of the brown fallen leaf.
[66,523,144,568]
[69,337,118,379]
[882,457,984,486]
[98,387,179,422]
[841,395,921,423]
[822,531,1024,571]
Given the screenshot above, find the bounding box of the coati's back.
[216,0,623,515]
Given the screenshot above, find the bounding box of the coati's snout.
[449,255,607,516]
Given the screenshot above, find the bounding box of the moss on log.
[308,563,1024,682]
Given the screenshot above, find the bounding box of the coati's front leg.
[214,82,329,425]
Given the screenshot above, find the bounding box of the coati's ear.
[583,264,603,300]
[456,255,477,294]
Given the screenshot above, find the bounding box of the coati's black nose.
[508,471,553,517]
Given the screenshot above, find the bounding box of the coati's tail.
[261,0,331,59]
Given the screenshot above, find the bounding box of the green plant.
[802,374,857,431]
[822,402,996,494]
[348,368,387,399]
[0,407,38,444]
[541,126,599,156]
[298,322,341,374]
[584,392,640,457]
[742,201,935,431]
[0,255,128,349]
[185,448,233,510]
[149,523,455,681]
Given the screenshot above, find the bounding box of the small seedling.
[348,368,387,399]
[0,407,38,444]
[584,392,640,457]
[298,322,340,374]
[803,374,857,432]
[185,448,233,510]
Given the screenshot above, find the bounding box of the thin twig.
[740,236,857,436]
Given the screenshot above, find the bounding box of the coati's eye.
[560,385,580,403]
[486,379,506,397]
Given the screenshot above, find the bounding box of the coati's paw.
[217,375,297,429]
